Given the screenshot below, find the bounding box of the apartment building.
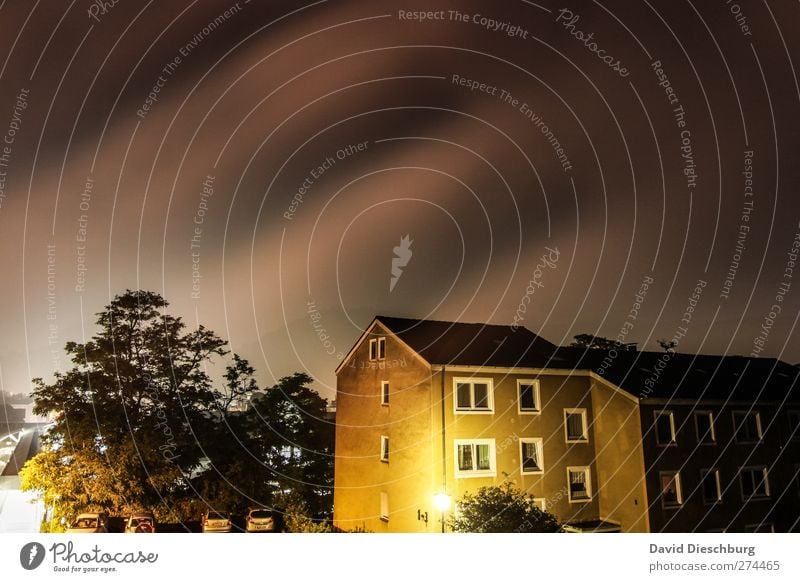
[333,316,800,532]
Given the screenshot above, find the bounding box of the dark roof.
[554,347,800,402]
[375,316,559,368]
[374,316,800,403]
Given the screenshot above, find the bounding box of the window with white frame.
[564,409,588,442]
[694,411,716,445]
[454,378,493,413]
[654,410,677,445]
[660,471,683,507]
[380,435,389,462]
[567,466,591,502]
[369,337,386,361]
[519,438,544,474]
[380,492,389,521]
[532,498,546,511]
[517,380,541,414]
[454,439,495,477]
[788,410,800,441]
[381,381,390,406]
[739,466,770,499]
[733,411,762,443]
[700,468,722,504]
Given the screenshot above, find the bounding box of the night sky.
[0,0,798,400]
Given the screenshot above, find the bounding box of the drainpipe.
[440,365,446,533]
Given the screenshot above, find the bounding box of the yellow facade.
[333,321,650,532]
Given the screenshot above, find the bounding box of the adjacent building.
[333,316,800,532]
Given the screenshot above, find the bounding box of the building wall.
[590,380,650,532]
[333,324,434,532]
[640,401,800,532]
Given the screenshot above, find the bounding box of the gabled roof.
[368,316,800,403]
[375,316,560,368]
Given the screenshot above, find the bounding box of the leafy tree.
[448,481,560,533]
[571,334,633,351]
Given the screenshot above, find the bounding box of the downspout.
[440,365,446,533]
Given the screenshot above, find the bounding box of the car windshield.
[73,518,97,528]
[250,510,272,519]
[131,518,152,526]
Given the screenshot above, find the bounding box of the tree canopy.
[20,290,333,530]
[448,481,561,533]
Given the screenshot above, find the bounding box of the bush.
[448,481,560,533]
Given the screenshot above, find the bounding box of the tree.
[571,334,634,351]
[448,481,560,533]
[657,339,677,352]
[20,290,230,525]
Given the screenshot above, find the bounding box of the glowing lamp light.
[433,493,451,511]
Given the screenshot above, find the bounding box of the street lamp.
[433,492,451,533]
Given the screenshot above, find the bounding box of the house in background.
[333,316,800,533]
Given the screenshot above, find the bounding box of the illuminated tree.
[448,481,560,533]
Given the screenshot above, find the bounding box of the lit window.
[567,466,591,502]
[517,380,541,414]
[694,411,716,445]
[519,438,544,474]
[739,466,769,500]
[564,409,588,442]
[380,492,389,521]
[654,411,676,445]
[380,436,389,463]
[453,378,494,413]
[381,381,389,406]
[700,468,722,504]
[660,471,683,507]
[733,411,762,443]
[532,498,546,511]
[788,410,800,441]
[454,439,495,478]
[369,337,386,361]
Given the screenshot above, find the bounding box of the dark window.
[377,337,386,359]
[568,468,589,500]
[521,441,541,473]
[660,472,682,507]
[701,469,721,503]
[518,383,539,411]
[369,339,377,361]
[734,412,762,442]
[456,383,471,409]
[565,411,587,441]
[473,383,489,409]
[655,412,676,445]
[380,436,389,462]
[695,412,715,444]
[740,467,769,498]
[381,382,389,405]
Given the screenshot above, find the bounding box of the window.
[454,439,496,478]
[454,378,494,413]
[517,380,541,414]
[694,411,716,445]
[519,438,544,474]
[660,471,683,507]
[788,410,800,441]
[369,337,386,361]
[564,409,588,442]
[567,466,591,502]
[739,466,770,500]
[532,498,546,511]
[744,523,774,533]
[380,436,389,462]
[733,411,762,443]
[380,492,389,521]
[654,411,676,445]
[700,469,722,504]
[381,381,390,406]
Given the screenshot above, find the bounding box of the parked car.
[67,512,108,533]
[125,513,156,533]
[244,507,278,533]
[201,511,232,533]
